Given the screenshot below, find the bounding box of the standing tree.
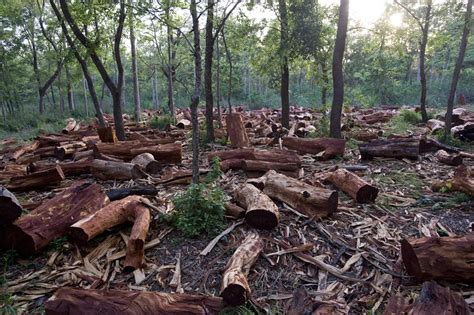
[59,0,127,140]
[329,0,349,138]
[278,0,290,129]
[394,0,433,122]
[444,0,473,136]
[129,0,142,124]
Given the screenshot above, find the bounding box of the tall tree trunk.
[83,78,88,117]
[190,0,202,184]
[205,0,216,143]
[129,0,141,124]
[66,66,75,111]
[166,7,175,120]
[152,64,158,109]
[216,33,222,127]
[445,0,473,136]
[321,61,328,106]
[278,0,290,129]
[329,0,349,138]
[419,0,432,123]
[221,27,232,113]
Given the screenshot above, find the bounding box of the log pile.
[282,137,345,160]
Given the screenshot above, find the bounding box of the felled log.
[10,140,40,161]
[435,150,463,166]
[242,160,300,173]
[401,232,474,282]
[359,139,420,160]
[44,287,223,315]
[0,182,108,256]
[234,184,279,230]
[208,148,301,166]
[359,111,395,124]
[226,112,250,148]
[62,118,78,134]
[351,130,379,141]
[251,170,338,218]
[225,203,246,219]
[69,196,150,271]
[7,165,65,192]
[383,281,469,315]
[0,187,22,225]
[73,149,94,161]
[36,133,78,147]
[220,232,263,306]
[33,146,56,158]
[131,153,161,174]
[282,137,345,160]
[176,119,191,129]
[106,186,158,201]
[451,165,474,196]
[91,160,143,181]
[220,159,244,172]
[131,143,182,164]
[94,141,182,163]
[427,119,445,134]
[326,168,378,203]
[451,122,474,141]
[54,141,87,160]
[97,126,118,143]
[28,160,92,177]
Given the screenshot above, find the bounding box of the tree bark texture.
[282,137,345,160]
[326,168,378,203]
[234,184,279,230]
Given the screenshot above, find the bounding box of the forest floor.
[1,105,473,314]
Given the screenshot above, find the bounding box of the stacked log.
[54,141,87,160]
[7,165,65,191]
[62,118,78,134]
[9,140,40,161]
[359,139,420,160]
[434,150,463,166]
[45,287,223,315]
[251,170,338,218]
[234,184,280,230]
[401,232,474,282]
[69,196,150,271]
[358,111,395,124]
[94,141,181,163]
[326,168,378,203]
[282,137,345,160]
[0,182,108,256]
[220,232,263,306]
[97,126,118,143]
[0,187,23,225]
[28,160,92,177]
[226,112,250,148]
[106,186,158,201]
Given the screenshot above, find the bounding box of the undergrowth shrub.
[398,109,422,124]
[308,105,329,138]
[150,114,173,130]
[170,158,225,237]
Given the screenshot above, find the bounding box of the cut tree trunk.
[97,127,118,143]
[73,149,94,161]
[45,287,223,315]
[401,232,474,282]
[427,119,444,134]
[7,165,65,192]
[130,143,182,164]
[62,118,78,134]
[282,137,345,160]
[220,232,263,306]
[326,168,378,203]
[234,184,279,230]
[435,150,463,166]
[242,160,300,174]
[91,159,143,181]
[10,140,40,161]
[383,281,469,315]
[94,141,181,163]
[359,139,420,160]
[28,160,92,177]
[250,170,338,218]
[106,186,158,201]
[451,165,474,196]
[225,203,246,219]
[54,141,87,160]
[0,182,108,256]
[131,153,161,174]
[208,148,300,166]
[226,112,249,148]
[69,195,150,271]
[0,187,22,225]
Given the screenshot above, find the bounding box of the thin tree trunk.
[190,0,202,184]
[419,0,432,123]
[216,32,222,126]
[129,0,141,124]
[152,64,158,109]
[221,27,232,113]
[205,0,216,143]
[66,66,75,111]
[278,0,290,129]
[166,7,175,120]
[329,0,349,138]
[83,78,88,117]
[321,61,328,106]
[445,0,473,136]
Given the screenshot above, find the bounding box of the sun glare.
[389,13,404,27]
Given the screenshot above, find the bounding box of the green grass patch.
[150,114,174,130]
[431,192,472,211]
[375,171,423,197]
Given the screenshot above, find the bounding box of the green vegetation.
[170,158,226,237]
[1,251,17,315]
[219,305,257,315]
[150,114,174,130]
[431,192,472,211]
[375,171,423,197]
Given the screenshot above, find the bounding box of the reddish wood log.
[7,165,65,192]
[10,140,40,161]
[131,153,162,174]
[452,165,474,196]
[326,168,378,203]
[359,139,420,160]
[225,203,246,219]
[91,160,144,181]
[130,143,182,164]
[242,160,300,173]
[234,184,279,230]
[0,187,22,225]
[251,170,338,218]
[359,111,395,124]
[54,142,87,160]
[226,112,250,148]
[220,232,263,306]
[106,186,158,201]
[33,146,56,158]
[0,182,108,256]
[435,150,463,166]
[282,137,345,160]
[62,118,78,134]
[401,232,474,282]
[69,196,150,271]
[97,126,118,143]
[73,149,94,161]
[36,134,78,147]
[45,287,223,315]
[351,130,379,141]
[15,153,40,165]
[208,148,301,166]
[383,281,469,315]
[94,141,182,163]
[28,160,92,177]
[221,159,244,172]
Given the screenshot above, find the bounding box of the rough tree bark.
[7,165,65,192]
[234,184,279,230]
[226,112,250,148]
[326,168,378,203]
[129,0,142,124]
[91,159,144,181]
[282,137,345,160]
[278,0,290,129]
[204,0,216,143]
[444,0,473,136]
[329,0,349,138]
[220,232,263,306]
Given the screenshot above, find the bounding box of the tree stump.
[235,184,279,230]
[451,165,473,196]
[220,232,263,306]
[45,287,223,315]
[435,150,463,166]
[97,126,118,143]
[69,195,150,272]
[0,182,108,256]
[326,168,378,203]
[226,112,250,148]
